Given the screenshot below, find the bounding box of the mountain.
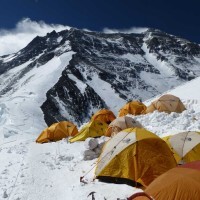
[0,28,200,127]
[1,27,200,200]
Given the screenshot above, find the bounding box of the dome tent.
[118,101,147,117]
[129,167,200,200]
[69,120,108,143]
[91,109,116,124]
[95,127,176,187]
[179,160,200,170]
[146,94,186,114]
[163,131,200,164]
[105,116,142,137]
[36,121,78,143]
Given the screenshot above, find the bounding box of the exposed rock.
[1,28,200,126]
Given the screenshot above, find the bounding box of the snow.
[68,74,87,94]
[87,73,127,114]
[54,40,71,53]
[1,60,200,199]
[140,71,167,92]
[57,36,63,43]
[120,53,146,64]
[142,43,175,73]
[145,76,200,108]
[168,76,200,100]
[0,51,75,142]
[83,138,108,160]
[141,40,185,93]
[103,27,148,34]
[2,54,17,63]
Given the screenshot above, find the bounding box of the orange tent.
[127,192,152,200]
[118,101,146,117]
[146,94,186,114]
[36,121,78,143]
[91,109,116,124]
[178,160,200,171]
[105,116,142,137]
[129,167,200,200]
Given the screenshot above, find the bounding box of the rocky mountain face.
[0,28,200,126]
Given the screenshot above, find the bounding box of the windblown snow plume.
[103,27,148,34]
[0,18,70,56]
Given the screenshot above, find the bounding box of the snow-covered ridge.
[0,51,75,140]
[145,76,200,107]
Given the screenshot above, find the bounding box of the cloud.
[103,27,148,34]
[0,19,149,56]
[0,18,70,56]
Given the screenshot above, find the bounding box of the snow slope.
[0,51,74,140]
[1,76,200,199]
[145,76,200,109]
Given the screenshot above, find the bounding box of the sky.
[0,0,199,55]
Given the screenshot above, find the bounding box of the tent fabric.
[69,120,108,143]
[178,160,200,171]
[145,94,186,114]
[163,131,200,164]
[131,167,200,200]
[95,128,176,187]
[36,121,78,143]
[91,109,116,124]
[118,101,147,117]
[127,192,153,200]
[105,116,142,137]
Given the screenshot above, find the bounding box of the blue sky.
[0,0,200,43]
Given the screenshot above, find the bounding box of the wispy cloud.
[0,19,149,56]
[0,18,70,56]
[103,27,148,34]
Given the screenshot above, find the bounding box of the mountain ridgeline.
[0,28,200,126]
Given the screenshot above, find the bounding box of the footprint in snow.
[1,169,8,175]
[7,149,12,153]
[20,174,25,178]
[58,155,74,162]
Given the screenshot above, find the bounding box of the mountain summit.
[0,28,200,126]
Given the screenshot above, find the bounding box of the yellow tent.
[36,121,78,143]
[91,109,116,124]
[163,131,200,164]
[105,116,142,137]
[146,94,186,114]
[69,120,108,143]
[95,128,176,187]
[118,101,146,117]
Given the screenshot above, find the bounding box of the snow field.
[1,95,200,199]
